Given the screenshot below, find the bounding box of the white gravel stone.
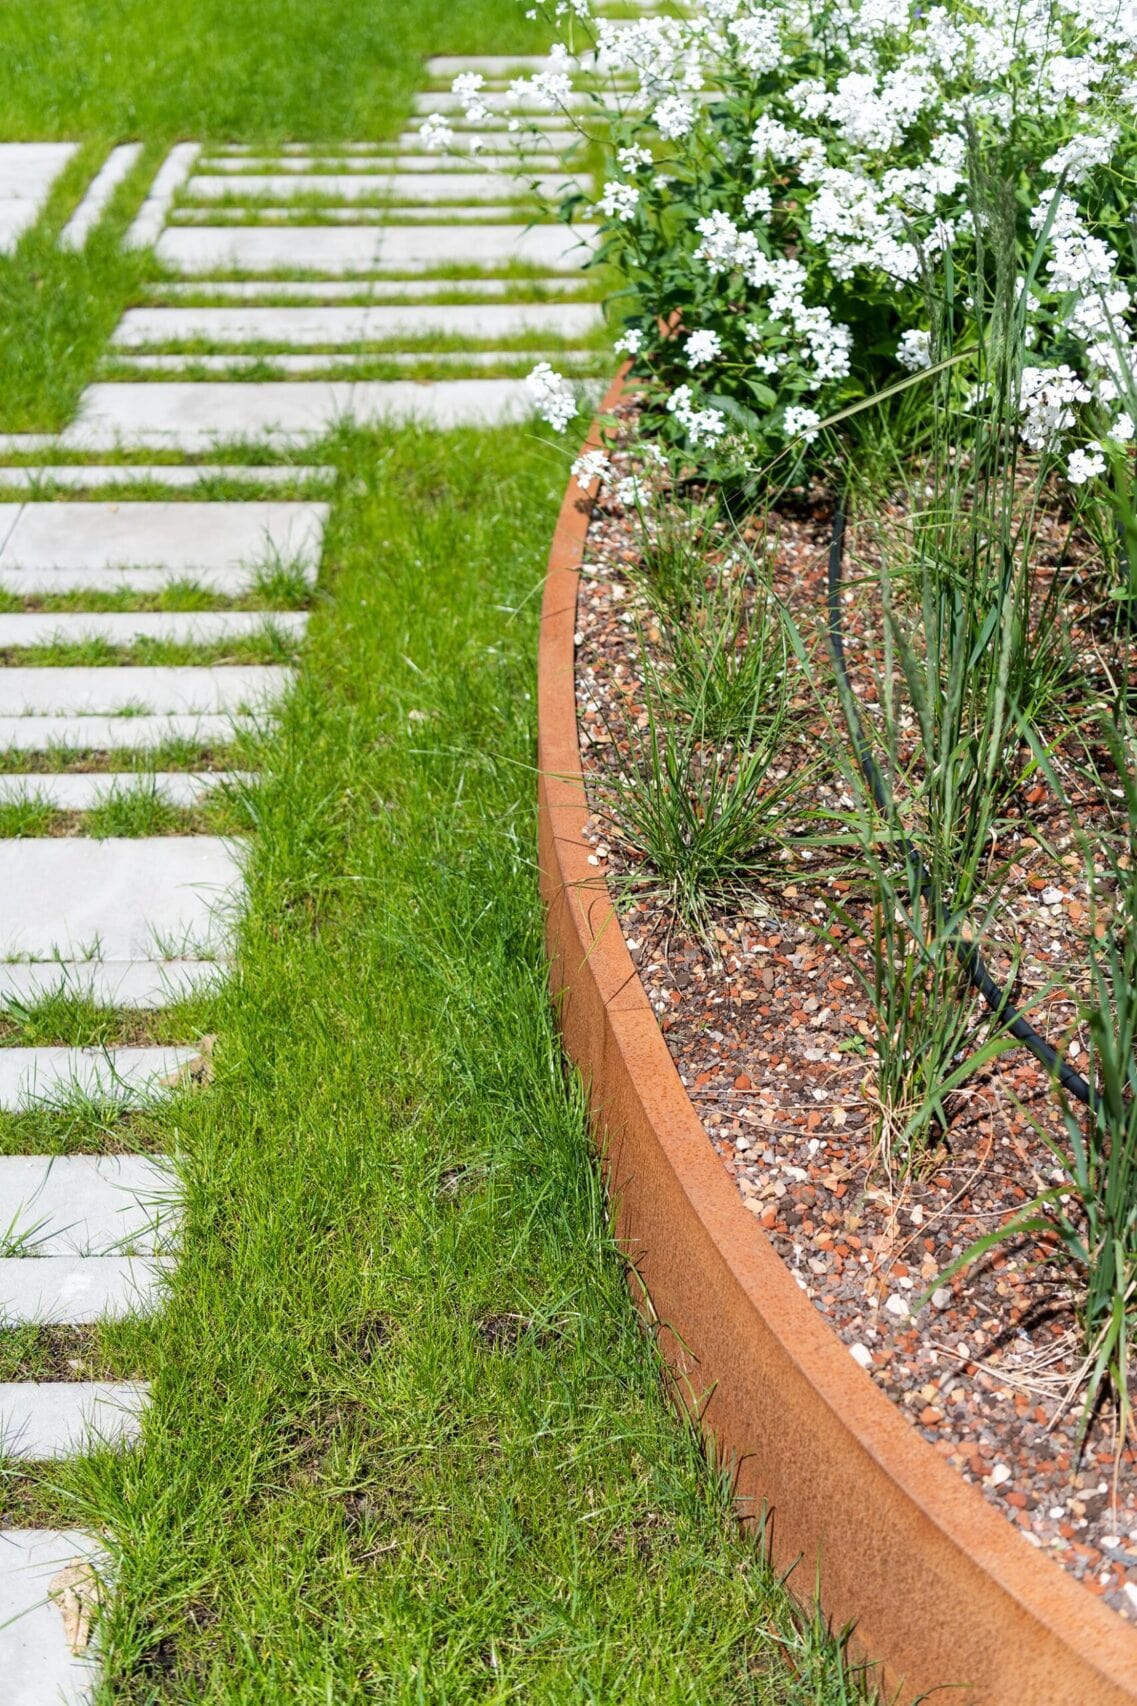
[0,1256,166,1323]
[0,836,241,960]
[0,1384,147,1457]
[0,1155,176,1252]
[849,1343,873,1369]
[884,1293,910,1319]
[61,143,143,248]
[0,1529,105,1705]
[112,302,601,346]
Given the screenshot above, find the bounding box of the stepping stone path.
[0,30,637,1695]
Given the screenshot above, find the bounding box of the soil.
[572,401,1137,1625]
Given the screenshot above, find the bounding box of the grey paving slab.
[184,171,575,203]
[0,1050,194,1113]
[203,153,563,174]
[172,204,524,225]
[144,276,586,299]
[0,1257,165,1323]
[125,142,200,248]
[0,500,327,575]
[112,302,601,346]
[154,221,596,273]
[0,665,289,716]
[0,1529,104,1706]
[0,464,335,490]
[0,713,241,750]
[0,566,292,597]
[110,350,600,375]
[0,144,78,253]
[0,1155,176,1253]
[426,54,562,74]
[0,611,306,646]
[412,90,591,111]
[0,959,225,1009]
[61,379,555,449]
[0,770,252,807]
[0,837,241,960]
[0,1384,148,1457]
[61,143,143,249]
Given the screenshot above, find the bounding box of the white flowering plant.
[434,0,1137,487]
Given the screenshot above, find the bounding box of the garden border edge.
[536,369,1137,1706]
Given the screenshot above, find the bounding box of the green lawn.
[0,9,879,1698]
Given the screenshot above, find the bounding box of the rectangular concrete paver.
[0,1529,103,1706]
[0,1156,176,1252]
[185,171,576,202]
[0,713,242,748]
[154,222,596,273]
[62,379,553,449]
[0,1384,148,1457]
[112,302,601,346]
[0,610,307,645]
[0,770,251,807]
[0,1256,166,1323]
[0,960,225,1009]
[145,276,586,298]
[0,665,290,716]
[0,501,327,576]
[0,837,241,960]
[61,143,143,249]
[0,1048,197,1111]
[125,142,200,249]
[0,465,335,490]
[0,144,78,253]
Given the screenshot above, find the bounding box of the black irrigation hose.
[825,496,1097,1113]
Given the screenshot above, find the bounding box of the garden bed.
[538,374,1137,1706]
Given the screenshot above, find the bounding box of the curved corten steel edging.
[536,371,1137,1706]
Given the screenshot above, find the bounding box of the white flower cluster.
[464,0,1137,473]
[526,363,577,432]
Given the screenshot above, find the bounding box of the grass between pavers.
[0,422,875,1702]
[0,0,573,429]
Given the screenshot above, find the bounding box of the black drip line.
[825,496,1097,1114]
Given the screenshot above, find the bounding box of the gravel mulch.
[571,403,1137,1625]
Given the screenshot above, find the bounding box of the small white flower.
[526,362,576,432]
[614,327,645,357]
[617,145,653,172]
[598,179,640,220]
[743,185,772,219]
[784,404,822,443]
[1067,444,1107,484]
[654,95,696,140]
[685,329,723,368]
[418,113,455,152]
[571,449,612,491]
[896,328,932,371]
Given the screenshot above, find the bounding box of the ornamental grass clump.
[597,576,801,933]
